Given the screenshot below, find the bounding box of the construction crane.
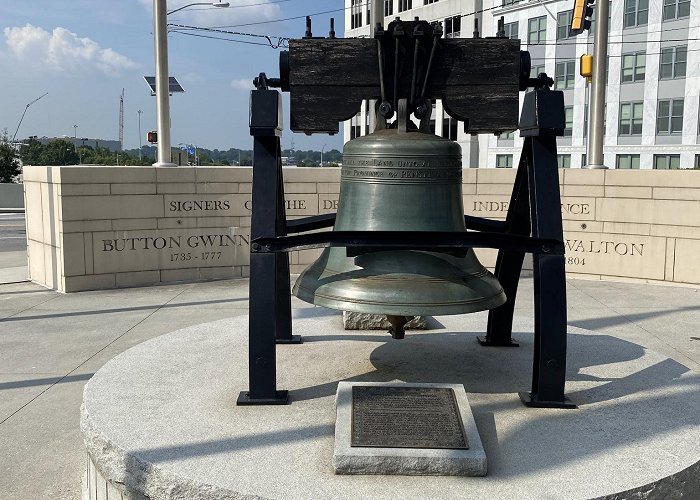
[119,88,125,151]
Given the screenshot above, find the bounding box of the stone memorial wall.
[22,165,700,292]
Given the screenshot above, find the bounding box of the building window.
[616,154,640,169]
[556,11,572,40]
[555,60,575,90]
[695,154,700,169]
[660,46,687,80]
[502,0,522,5]
[398,0,412,13]
[654,155,680,169]
[496,154,513,168]
[364,106,370,135]
[618,102,643,135]
[442,117,458,141]
[444,16,461,38]
[351,0,362,29]
[384,0,394,16]
[424,0,439,4]
[581,154,587,166]
[663,0,690,20]
[530,63,545,79]
[350,113,362,139]
[504,21,519,40]
[657,99,684,135]
[557,154,571,168]
[499,130,515,140]
[621,52,646,83]
[564,106,573,137]
[528,16,547,45]
[624,0,649,28]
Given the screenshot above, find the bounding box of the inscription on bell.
[351,386,468,449]
[341,166,462,182]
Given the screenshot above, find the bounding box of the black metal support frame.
[237,90,299,407]
[238,88,574,409]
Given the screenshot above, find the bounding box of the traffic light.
[570,0,595,36]
[580,54,593,82]
[147,131,158,143]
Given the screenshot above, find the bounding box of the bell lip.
[292,279,507,317]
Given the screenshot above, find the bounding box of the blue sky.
[0,0,346,151]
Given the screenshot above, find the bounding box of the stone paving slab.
[0,276,699,499]
[81,313,700,499]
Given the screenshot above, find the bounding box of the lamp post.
[585,0,609,169]
[167,1,229,15]
[152,1,229,168]
[153,0,176,167]
[12,92,48,144]
[73,124,81,164]
[137,109,143,161]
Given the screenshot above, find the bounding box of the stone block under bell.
[342,311,428,330]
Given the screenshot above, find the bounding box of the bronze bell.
[292,125,506,335]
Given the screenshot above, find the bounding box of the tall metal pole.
[12,92,48,144]
[367,0,384,134]
[153,0,176,167]
[74,124,80,164]
[137,109,143,161]
[585,0,609,169]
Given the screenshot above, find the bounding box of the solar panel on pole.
[144,76,185,96]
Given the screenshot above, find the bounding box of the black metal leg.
[482,148,531,347]
[274,252,301,344]
[273,142,300,344]
[238,89,292,405]
[519,134,575,409]
[238,253,289,405]
[481,249,524,347]
[519,253,574,408]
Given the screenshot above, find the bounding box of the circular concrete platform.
[81,310,700,500]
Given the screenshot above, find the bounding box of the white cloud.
[231,78,254,90]
[3,24,139,76]
[139,0,283,26]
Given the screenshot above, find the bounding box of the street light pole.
[585,0,609,169]
[12,92,48,144]
[153,1,229,168]
[167,1,229,15]
[137,109,143,161]
[153,0,176,167]
[74,124,80,164]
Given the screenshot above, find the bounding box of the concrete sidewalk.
[0,274,699,499]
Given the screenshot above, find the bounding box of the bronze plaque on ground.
[351,386,468,449]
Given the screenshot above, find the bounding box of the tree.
[0,129,21,182]
[42,139,79,165]
[18,137,44,166]
[19,138,80,166]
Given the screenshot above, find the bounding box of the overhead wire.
[170,30,288,47]
[170,0,699,56]
[168,22,289,48]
